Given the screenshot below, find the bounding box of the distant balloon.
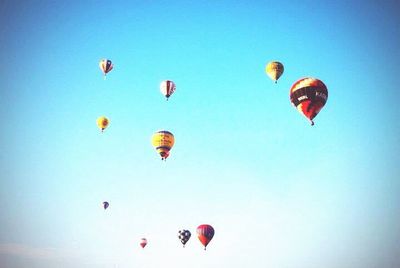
[96,116,110,132]
[265,61,284,83]
[178,229,191,247]
[289,77,328,126]
[160,80,176,100]
[197,224,214,250]
[102,201,109,210]
[140,238,147,248]
[99,59,113,78]
[151,130,175,160]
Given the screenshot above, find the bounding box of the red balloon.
[140,238,147,248]
[197,224,214,250]
[289,78,328,126]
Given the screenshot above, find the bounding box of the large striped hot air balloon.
[289,77,328,126]
[151,130,175,160]
[197,224,214,250]
[160,80,176,100]
[265,61,284,83]
[96,116,110,132]
[99,59,113,78]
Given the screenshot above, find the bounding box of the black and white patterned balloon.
[178,229,191,247]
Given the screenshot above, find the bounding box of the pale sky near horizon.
[1,1,399,267]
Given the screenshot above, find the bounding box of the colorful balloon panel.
[289,78,328,125]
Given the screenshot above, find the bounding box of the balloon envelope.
[151,130,175,160]
[178,229,191,247]
[289,77,328,125]
[266,61,284,83]
[102,201,109,210]
[197,224,214,250]
[160,80,176,99]
[96,116,109,132]
[99,59,113,76]
[140,238,147,248]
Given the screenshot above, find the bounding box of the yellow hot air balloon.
[151,130,175,160]
[265,61,284,83]
[96,116,109,132]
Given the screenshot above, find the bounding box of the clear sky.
[1,1,399,267]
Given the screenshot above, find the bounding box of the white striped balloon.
[160,80,176,100]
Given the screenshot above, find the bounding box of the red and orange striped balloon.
[290,78,328,126]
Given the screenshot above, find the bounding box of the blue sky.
[1,1,399,267]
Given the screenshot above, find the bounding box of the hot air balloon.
[289,77,328,126]
[197,224,214,250]
[178,229,191,247]
[160,80,176,100]
[140,238,147,248]
[151,130,175,160]
[99,59,113,78]
[96,116,110,132]
[266,61,284,83]
[102,201,109,210]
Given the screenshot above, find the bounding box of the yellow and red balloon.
[96,116,110,132]
[151,130,175,160]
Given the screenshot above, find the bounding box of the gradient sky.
[1,1,399,267]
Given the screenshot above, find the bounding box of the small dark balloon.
[140,238,147,248]
[178,229,191,247]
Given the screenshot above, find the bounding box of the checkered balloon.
[178,229,191,247]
